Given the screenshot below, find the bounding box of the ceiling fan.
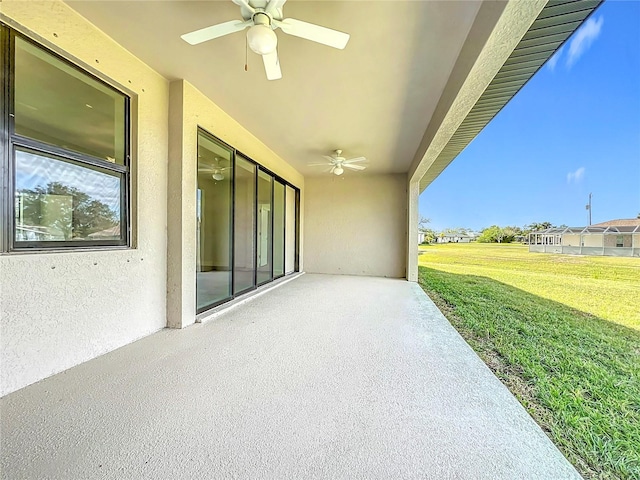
[309,150,367,176]
[180,0,350,81]
[198,158,231,181]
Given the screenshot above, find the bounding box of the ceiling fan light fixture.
[247,24,277,55]
[212,172,225,181]
[181,0,351,80]
[333,166,344,176]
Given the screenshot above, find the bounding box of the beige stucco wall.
[0,1,169,396]
[304,175,406,278]
[406,179,419,281]
[562,234,581,247]
[582,235,603,247]
[0,4,305,393]
[167,80,304,328]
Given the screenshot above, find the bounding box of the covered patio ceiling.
[63,1,602,184]
[65,0,484,176]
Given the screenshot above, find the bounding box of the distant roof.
[441,232,478,237]
[591,218,640,227]
[88,225,121,237]
[532,223,640,235]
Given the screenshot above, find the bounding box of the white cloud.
[547,46,563,71]
[567,167,586,184]
[567,16,603,67]
[16,150,121,211]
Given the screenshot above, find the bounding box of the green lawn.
[418,244,640,480]
[419,243,640,330]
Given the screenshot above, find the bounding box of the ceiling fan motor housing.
[252,11,271,26]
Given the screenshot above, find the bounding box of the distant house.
[436,232,478,243]
[529,219,640,257]
[88,225,121,239]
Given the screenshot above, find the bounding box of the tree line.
[420,218,564,244]
[18,182,118,240]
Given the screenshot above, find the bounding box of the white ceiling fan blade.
[232,0,256,14]
[262,50,282,80]
[181,20,251,45]
[343,164,366,171]
[275,18,350,49]
[308,163,330,167]
[265,0,287,16]
[344,156,367,164]
[322,156,336,162]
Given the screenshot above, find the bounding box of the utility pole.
[585,192,592,225]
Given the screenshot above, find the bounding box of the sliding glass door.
[233,155,256,295]
[285,185,296,274]
[256,169,273,285]
[195,129,299,313]
[196,132,233,311]
[273,180,285,278]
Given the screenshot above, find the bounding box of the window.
[1,26,130,250]
[616,235,624,247]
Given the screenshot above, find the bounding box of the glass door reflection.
[256,169,273,285]
[273,180,285,278]
[196,131,233,311]
[285,185,296,274]
[233,155,256,294]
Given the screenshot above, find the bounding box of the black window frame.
[1,24,131,252]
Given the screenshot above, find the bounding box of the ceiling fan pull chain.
[245,35,248,71]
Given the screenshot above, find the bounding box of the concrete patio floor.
[0,274,580,479]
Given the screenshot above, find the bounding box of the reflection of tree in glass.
[19,182,117,240]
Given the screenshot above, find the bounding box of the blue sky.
[420,0,640,232]
[16,151,121,212]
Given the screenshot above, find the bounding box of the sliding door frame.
[233,153,257,297]
[195,128,300,313]
[195,128,235,314]
[256,166,273,287]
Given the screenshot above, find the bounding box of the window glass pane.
[256,170,273,285]
[196,132,233,310]
[234,156,256,294]
[14,37,126,164]
[273,181,285,277]
[15,149,122,242]
[285,185,296,274]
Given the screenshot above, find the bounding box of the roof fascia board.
[408,0,545,185]
[413,0,602,192]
